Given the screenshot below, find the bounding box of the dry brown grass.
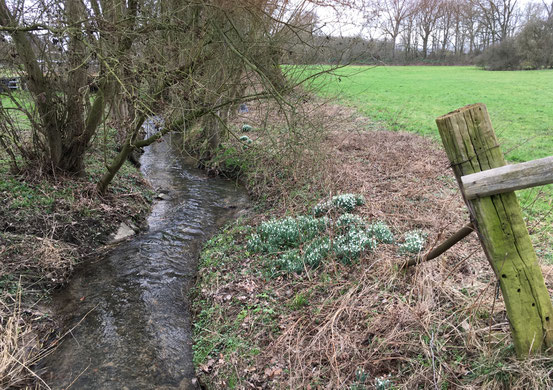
[223,97,360,212]
[0,234,76,287]
[0,235,75,389]
[1,286,51,390]
[194,99,553,389]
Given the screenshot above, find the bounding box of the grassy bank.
[0,102,153,388]
[192,100,553,389]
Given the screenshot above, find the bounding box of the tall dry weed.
[1,285,49,389]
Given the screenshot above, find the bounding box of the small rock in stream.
[179,377,200,390]
[112,222,135,241]
[156,192,170,200]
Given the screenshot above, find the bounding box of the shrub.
[303,237,331,268]
[247,233,265,253]
[249,216,329,253]
[476,38,521,70]
[367,221,394,244]
[333,228,377,264]
[247,212,376,274]
[210,145,249,178]
[336,213,366,232]
[239,135,253,145]
[275,249,304,273]
[248,199,420,274]
[516,18,553,69]
[477,18,553,71]
[269,237,332,274]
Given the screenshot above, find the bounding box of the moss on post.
[436,103,553,357]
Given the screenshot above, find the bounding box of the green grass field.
[310,66,553,163]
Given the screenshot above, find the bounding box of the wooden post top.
[436,103,487,122]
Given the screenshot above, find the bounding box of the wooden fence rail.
[462,155,553,199]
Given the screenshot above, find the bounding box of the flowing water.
[41,135,248,389]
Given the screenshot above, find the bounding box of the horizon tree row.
[289,0,552,65]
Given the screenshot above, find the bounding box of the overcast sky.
[311,0,539,38]
[315,3,367,37]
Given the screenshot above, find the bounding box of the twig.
[63,363,91,390]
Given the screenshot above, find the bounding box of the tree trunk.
[63,0,89,175]
[0,0,62,166]
[97,118,145,195]
[200,114,221,161]
[422,34,429,57]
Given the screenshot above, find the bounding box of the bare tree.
[451,0,467,54]
[416,0,442,57]
[462,0,482,53]
[375,0,415,58]
[473,0,519,44]
[0,0,336,193]
[0,0,139,174]
[543,0,553,19]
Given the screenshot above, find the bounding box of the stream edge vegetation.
[0,125,153,389]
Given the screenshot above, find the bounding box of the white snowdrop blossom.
[313,193,365,216]
[398,230,427,254]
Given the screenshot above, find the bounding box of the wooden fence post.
[436,103,553,357]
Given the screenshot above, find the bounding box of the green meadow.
[311,65,553,163]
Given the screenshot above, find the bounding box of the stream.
[41,133,248,389]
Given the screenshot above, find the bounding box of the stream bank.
[0,128,152,389]
[39,136,248,388]
[191,104,553,388]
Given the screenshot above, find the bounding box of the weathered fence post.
[436,103,553,357]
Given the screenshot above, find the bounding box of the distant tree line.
[287,0,553,69]
[476,8,553,69]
